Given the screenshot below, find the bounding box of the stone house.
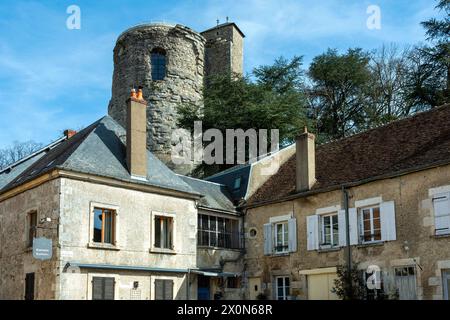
[242,104,450,300]
[0,92,244,300]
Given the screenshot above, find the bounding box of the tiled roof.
[0,116,198,197]
[179,176,237,213]
[249,104,450,206]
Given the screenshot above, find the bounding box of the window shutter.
[433,193,450,235]
[155,280,164,300]
[103,278,115,300]
[306,215,319,251]
[164,280,174,300]
[92,277,103,300]
[338,210,347,247]
[288,218,297,252]
[348,208,358,245]
[380,201,397,241]
[263,223,273,255]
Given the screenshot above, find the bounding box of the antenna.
[226,16,229,23]
[216,19,219,26]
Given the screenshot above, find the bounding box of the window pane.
[372,207,380,219]
[155,217,161,247]
[210,231,217,247]
[104,210,113,244]
[93,208,103,243]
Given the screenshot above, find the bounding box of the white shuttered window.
[433,193,450,235]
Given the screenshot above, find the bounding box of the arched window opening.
[151,48,166,80]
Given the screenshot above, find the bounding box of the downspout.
[342,186,352,296]
[186,268,191,300]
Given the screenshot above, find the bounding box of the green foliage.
[177,57,309,177]
[308,48,372,139]
[331,263,367,300]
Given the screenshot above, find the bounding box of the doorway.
[197,275,210,300]
[394,266,417,300]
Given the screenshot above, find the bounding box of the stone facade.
[0,179,61,299]
[0,176,200,300]
[244,163,450,300]
[201,23,244,78]
[108,23,205,174]
[108,22,245,174]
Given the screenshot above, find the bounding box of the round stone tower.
[108,23,205,173]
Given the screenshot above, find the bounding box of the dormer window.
[151,48,166,80]
[233,176,242,191]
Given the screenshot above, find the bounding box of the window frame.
[27,211,38,248]
[275,276,290,300]
[93,207,116,245]
[150,48,167,81]
[359,205,382,244]
[197,214,240,249]
[151,211,176,253]
[274,221,289,253]
[88,202,119,250]
[320,212,339,248]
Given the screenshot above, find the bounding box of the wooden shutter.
[288,218,297,252]
[263,223,273,255]
[306,215,319,251]
[338,210,347,247]
[92,277,103,300]
[433,193,450,235]
[380,201,397,241]
[103,277,115,300]
[164,280,174,300]
[155,279,164,300]
[348,208,358,245]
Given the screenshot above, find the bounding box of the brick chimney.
[296,126,316,192]
[126,87,147,179]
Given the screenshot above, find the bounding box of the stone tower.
[201,22,245,78]
[108,23,205,174]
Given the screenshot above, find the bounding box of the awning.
[191,269,241,277]
[65,262,189,274]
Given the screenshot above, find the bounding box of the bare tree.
[0,141,43,170]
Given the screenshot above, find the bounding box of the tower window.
[151,48,166,80]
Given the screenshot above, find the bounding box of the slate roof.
[206,164,251,201]
[0,116,198,197]
[249,104,450,206]
[179,176,237,213]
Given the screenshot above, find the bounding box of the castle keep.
[108,22,245,173]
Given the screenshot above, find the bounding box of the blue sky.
[0,0,440,148]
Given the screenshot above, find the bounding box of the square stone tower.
[201,22,245,78]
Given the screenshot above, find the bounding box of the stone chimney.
[126,87,147,179]
[296,127,316,192]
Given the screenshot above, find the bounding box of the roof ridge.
[317,104,450,150]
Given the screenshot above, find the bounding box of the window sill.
[318,246,341,253]
[88,243,120,251]
[356,241,384,248]
[150,247,177,255]
[432,233,450,239]
[197,246,243,252]
[271,252,290,257]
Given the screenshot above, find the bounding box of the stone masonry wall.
[0,179,61,299]
[108,23,205,173]
[245,164,450,300]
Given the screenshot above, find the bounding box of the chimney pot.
[64,129,77,139]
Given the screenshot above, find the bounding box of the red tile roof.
[248,104,450,206]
